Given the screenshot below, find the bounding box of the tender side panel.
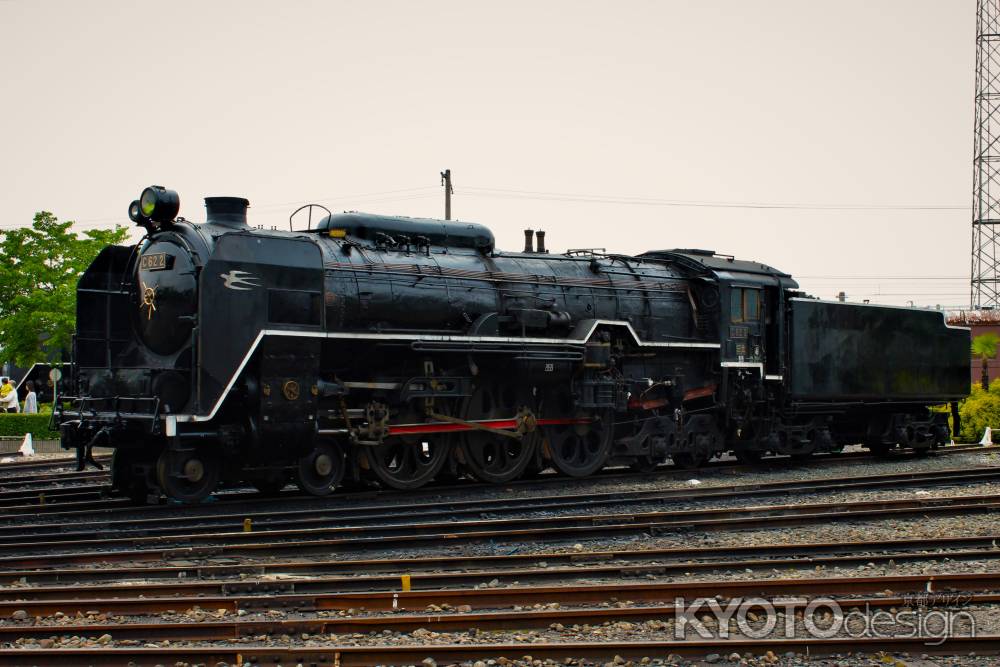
[788,299,969,402]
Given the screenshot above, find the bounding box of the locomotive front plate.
[139,253,173,271]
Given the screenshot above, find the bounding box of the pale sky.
[0,0,974,307]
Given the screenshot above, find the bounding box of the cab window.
[730,290,743,321]
[745,289,760,320]
[730,288,761,322]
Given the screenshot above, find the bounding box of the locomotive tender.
[56,186,971,502]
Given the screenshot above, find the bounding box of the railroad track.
[0,470,105,488]
[3,592,995,639]
[4,532,1000,602]
[1,490,999,569]
[3,636,999,667]
[0,448,997,664]
[0,484,113,508]
[0,572,996,633]
[0,573,997,665]
[2,465,996,544]
[0,443,986,513]
[3,530,1000,586]
[0,455,109,476]
[0,536,1000,617]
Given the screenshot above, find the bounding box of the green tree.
[0,212,128,366]
[972,332,1000,390]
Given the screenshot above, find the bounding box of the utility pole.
[440,169,453,220]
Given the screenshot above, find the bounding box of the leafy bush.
[958,382,1000,442]
[0,413,59,439]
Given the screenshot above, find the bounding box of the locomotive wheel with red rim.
[156,445,221,503]
[459,382,539,484]
[295,441,344,496]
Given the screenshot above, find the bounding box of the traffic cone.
[18,433,33,457]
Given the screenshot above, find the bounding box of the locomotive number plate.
[140,253,172,271]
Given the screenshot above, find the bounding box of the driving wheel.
[366,434,452,490]
[541,388,613,478]
[459,382,539,484]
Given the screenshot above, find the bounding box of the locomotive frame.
[56,187,971,502]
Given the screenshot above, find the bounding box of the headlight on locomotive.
[139,185,180,224]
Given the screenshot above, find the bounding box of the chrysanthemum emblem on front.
[140,282,157,320]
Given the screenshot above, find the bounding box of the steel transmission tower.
[972,0,1000,308]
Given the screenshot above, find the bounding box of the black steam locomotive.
[56,186,971,502]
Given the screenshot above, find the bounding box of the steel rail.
[0,443,985,516]
[0,442,984,493]
[1,494,999,569]
[0,455,109,473]
[0,590,995,640]
[6,545,1000,605]
[0,572,997,619]
[2,490,999,556]
[4,549,1000,613]
[0,635,997,666]
[2,465,996,544]
[0,471,106,487]
[2,533,1000,588]
[0,484,112,505]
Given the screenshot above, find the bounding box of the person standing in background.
[22,381,37,414]
[5,381,19,414]
[0,380,18,413]
[0,379,12,411]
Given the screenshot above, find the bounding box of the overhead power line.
[459,186,969,212]
[797,275,966,280]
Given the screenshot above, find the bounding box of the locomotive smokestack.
[523,229,534,253]
[205,197,250,229]
[535,230,546,254]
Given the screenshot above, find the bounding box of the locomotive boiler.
[56,186,971,502]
